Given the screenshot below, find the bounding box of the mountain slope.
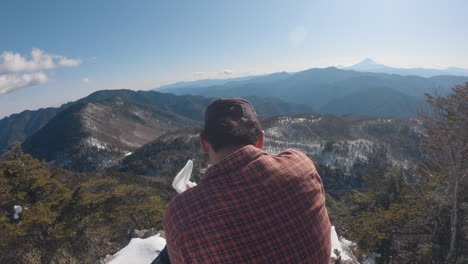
[115,128,208,185]
[0,107,60,152]
[22,97,199,171]
[320,86,423,117]
[117,114,424,190]
[262,114,423,190]
[19,91,313,171]
[263,114,422,165]
[0,90,213,153]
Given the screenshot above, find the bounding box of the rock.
[132,228,159,239]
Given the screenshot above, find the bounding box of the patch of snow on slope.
[339,139,374,161]
[265,136,381,174]
[326,139,374,171]
[264,139,322,156]
[265,126,283,138]
[130,108,151,120]
[108,234,166,264]
[331,226,359,263]
[276,116,322,126]
[86,137,108,150]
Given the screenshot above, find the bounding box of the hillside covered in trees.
[0,146,168,264]
[326,83,468,263]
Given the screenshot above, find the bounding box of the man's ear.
[199,134,211,153]
[255,130,265,149]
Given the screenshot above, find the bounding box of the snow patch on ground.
[130,108,151,120]
[108,235,166,264]
[105,226,375,264]
[331,226,359,262]
[331,225,378,264]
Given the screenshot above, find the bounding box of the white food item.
[172,160,197,193]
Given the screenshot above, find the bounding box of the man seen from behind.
[163,98,331,263]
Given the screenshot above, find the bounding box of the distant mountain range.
[2,62,468,171]
[0,89,312,170]
[156,71,290,96]
[344,58,468,77]
[157,75,262,92]
[1,87,426,174]
[154,67,468,117]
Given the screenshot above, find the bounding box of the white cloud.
[82,77,91,83]
[193,72,208,76]
[58,57,81,67]
[0,49,82,94]
[289,26,307,48]
[218,69,233,75]
[0,48,82,74]
[0,72,48,94]
[243,69,256,75]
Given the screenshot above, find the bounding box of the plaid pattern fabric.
[163,145,331,264]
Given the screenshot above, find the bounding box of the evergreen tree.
[420,82,468,263]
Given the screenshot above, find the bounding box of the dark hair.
[201,116,262,152]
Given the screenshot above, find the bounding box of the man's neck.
[210,145,245,164]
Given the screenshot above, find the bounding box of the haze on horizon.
[1,0,467,118]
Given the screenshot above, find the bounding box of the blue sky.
[1,0,467,118]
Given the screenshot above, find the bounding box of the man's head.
[200,98,264,159]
